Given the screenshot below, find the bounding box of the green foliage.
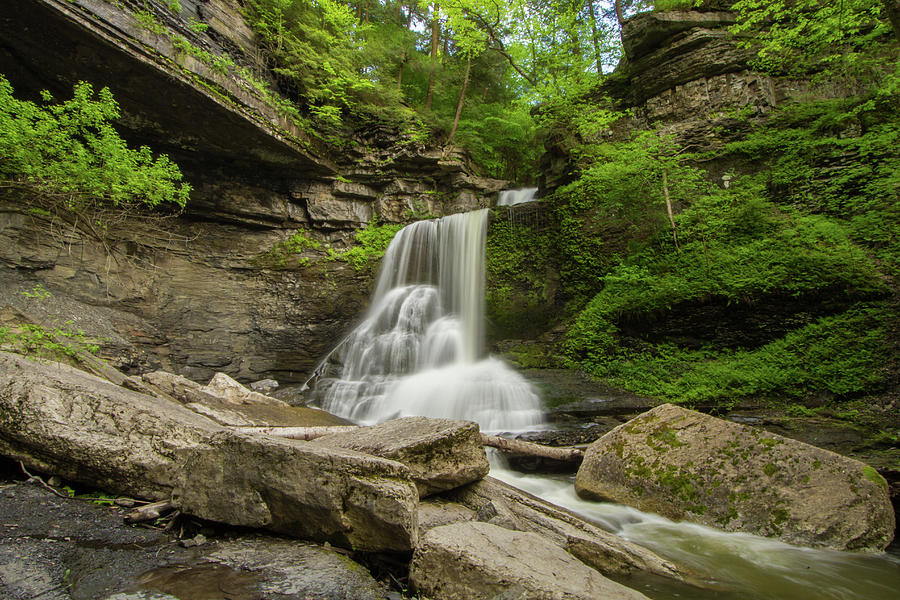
[0,323,101,362]
[265,229,321,267]
[329,219,403,271]
[0,76,190,211]
[485,211,557,338]
[566,184,886,362]
[730,0,894,79]
[0,285,102,361]
[725,88,900,275]
[575,303,892,405]
[244,0,376,129]
[549,130,711,305]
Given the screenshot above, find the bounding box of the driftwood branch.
[230,426,583,463]
[479,434,583,463]
[232,425,359,439]
[124,500,176,523]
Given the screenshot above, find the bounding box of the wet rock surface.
[0,353,420,551]
[409,521,652,600]
[0,475,389,600]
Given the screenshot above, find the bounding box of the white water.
[491,456,900,600]
[497,187,538,206]
[308,207,899,599]
[310,209,543,433]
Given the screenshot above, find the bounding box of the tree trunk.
[587,0,604,75]
[124,500,176,523]
[883,0,900,41]
[232,425,359,439]
[447,54,471,142]
[424,3,441,112]
[614,0,625,26]
[480,434,584,463]
[662,169,680,253]
[230,426,583,462]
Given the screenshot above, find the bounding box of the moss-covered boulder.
[575,404,894,551]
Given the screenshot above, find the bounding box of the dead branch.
[229,425,584,463]
[231,425,359,440]
[124,500,176,523]
[480,434,584,463]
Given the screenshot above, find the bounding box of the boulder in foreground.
[310,416,489,497]
[0,352,418,552]
[410,521,651,600]
[575,403,895,551]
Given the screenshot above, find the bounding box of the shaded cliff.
[0,0,507,382]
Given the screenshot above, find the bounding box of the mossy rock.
[575,404,895,551]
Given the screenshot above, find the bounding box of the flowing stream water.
[309,208,900,599]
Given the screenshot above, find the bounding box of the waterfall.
[496,187,538,207]
[309,209,543,433]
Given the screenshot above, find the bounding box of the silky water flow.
[308,208,543,433]
[307,207,900,600]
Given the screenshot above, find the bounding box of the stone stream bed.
[0,459,397,600]
[2,363,898,600]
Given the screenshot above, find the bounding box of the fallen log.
[232,425,359,440]
[231,425,583,463]
[480,434,583,463]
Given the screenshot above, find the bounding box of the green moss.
[485,210,558,339]
[862,466,888,490]
[763,463,779,477]
[649,424,686,450]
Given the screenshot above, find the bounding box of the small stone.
[114,497,136,508]
[47,475,63,487]
[179,533,207,548]
[249,378,279,393]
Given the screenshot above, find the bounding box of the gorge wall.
[0,0,507,382]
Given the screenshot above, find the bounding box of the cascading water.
[307,206,899,600]
[309,209,543,433]
[496,187,538,206]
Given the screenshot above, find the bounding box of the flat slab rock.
[141,370,351,427]
[410,521,651,600]
[0,480,386,600]
[310,416,490,497]
[575,403,895,551]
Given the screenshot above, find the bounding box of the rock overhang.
[0,0,336,177]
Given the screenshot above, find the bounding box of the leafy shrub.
[0,76,190,211]
[329,219,403,271]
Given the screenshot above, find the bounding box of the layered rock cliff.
[0,0,506,382]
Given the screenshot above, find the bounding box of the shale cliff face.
[0,0,506,382]
[541,8,844,191]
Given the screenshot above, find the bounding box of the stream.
[307,207,900,600]
[491,457,900,600]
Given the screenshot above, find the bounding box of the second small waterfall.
[310,209,543,433]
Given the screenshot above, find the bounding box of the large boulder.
[310,417,490,497]
[575,404,895,551]
[173,431,418,551]
[409,521,651,600]
[0,352,419,551]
